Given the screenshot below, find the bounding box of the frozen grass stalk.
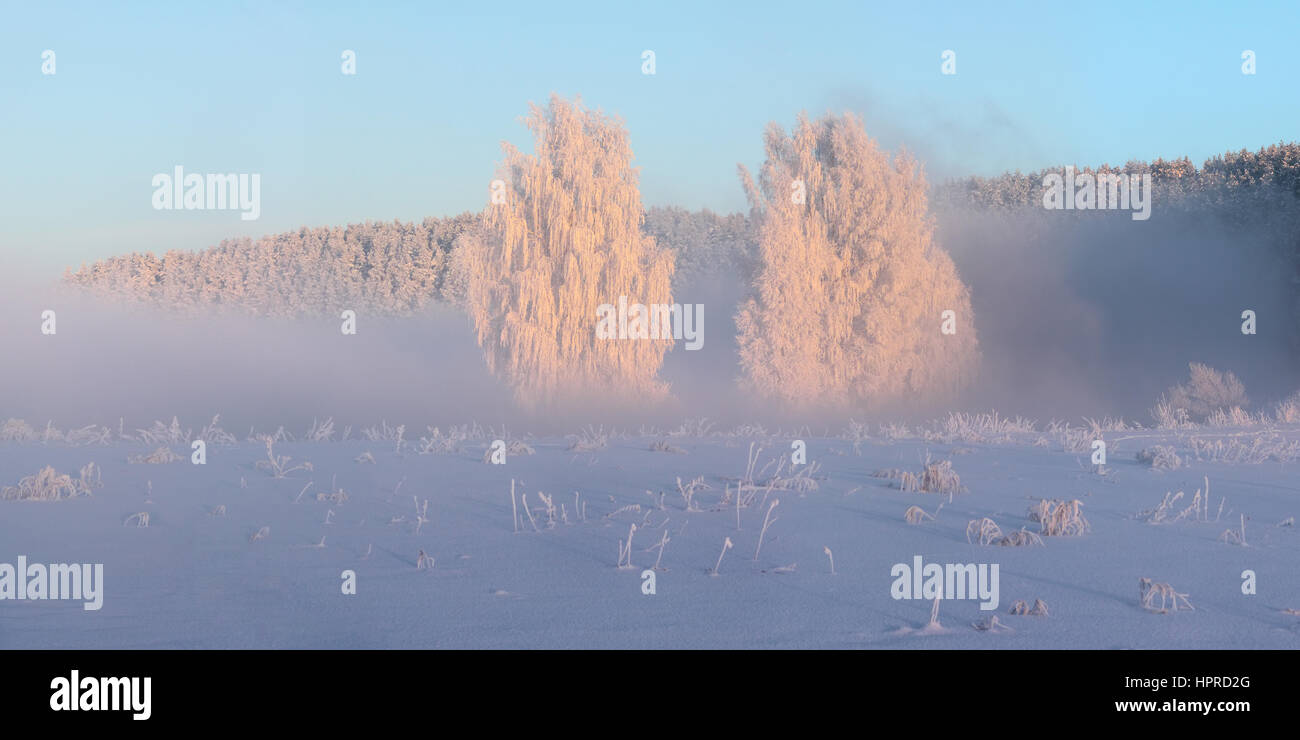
[521,492,540,532]
[649,529,669,570]
[754,499,780,560]
[617,523,637,569]
[511,479,518,533]
[123,512,150,528]
[711,536,733,576]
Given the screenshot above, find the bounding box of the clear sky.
[3,0,1298,273]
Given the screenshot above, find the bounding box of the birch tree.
[461,95,676,408]
[735,112,979,407]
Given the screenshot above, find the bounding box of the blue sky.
[3,0,1298,273]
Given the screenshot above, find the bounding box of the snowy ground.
[2,419,1298,649]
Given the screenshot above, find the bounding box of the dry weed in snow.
[904,503,942,524]
[711,536,733,575]
[929,411,1035,444]
[677,475,710,512]
[66,425,114,446]
[2,465,97,501]
[966,517,1042,547]
[482,439,535,461]
[1150,398,1195,429]
[1137,477,1222,524]
[200,415,238,445]
[136,417,189,446]
[1136,445,1182,470]
[842,419,870,454]
[567,425,609,452]
[418,426,467,455]
[753,499,779,560]
[255,437,312,479]
[1028,499,1090,536]
[1218,514,1248,546]
[128,446,182,464]
[645,529,670,570]
[650,440,687,454]
[304,417,335,443]
[996,528,1045,547]
[1009,599,1050,616]
[316,485,349,505]
[0,418,37,442]
[896,455,965,494]
[973,615,1014,633]
[416,549,434,570]
[414,497,430,534]
[616,524,637,569]
[966,517,1003,546]
[1139,578,1193,613]
[670,417,714,438]
[79,462,102,492]
[1189,434,1299,464]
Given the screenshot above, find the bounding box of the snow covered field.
[3,415,1298,649]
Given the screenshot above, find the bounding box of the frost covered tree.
[460,95,676,409]
[65,215,476,316]
[1163,362,1250,422]
[734,113,979,407]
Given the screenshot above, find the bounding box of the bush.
[1160,363,1249,423]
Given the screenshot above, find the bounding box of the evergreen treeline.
[933,142,1300,216]
[64,208,754,317]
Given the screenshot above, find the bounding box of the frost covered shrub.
[1149,398,1194,429]
[1274,391,1300,424]
[895,455,965,494]
[0,419,37,442]
[1137,445,1182,470]
[1160,363,1249,423]
[2,464,98,501]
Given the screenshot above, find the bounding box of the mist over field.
[941,206,1297,419]
[6,172,1297,433]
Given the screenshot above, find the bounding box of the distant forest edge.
[64,142,1300,319]
[62,208,753,317]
